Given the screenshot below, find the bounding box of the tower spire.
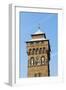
[38,24,40,29]
[34,24,43,34]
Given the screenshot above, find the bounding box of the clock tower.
[26,27,51,77]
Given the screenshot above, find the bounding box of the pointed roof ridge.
[32,25,45,35]
[34,29,44,34]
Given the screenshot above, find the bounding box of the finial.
[38,24,40,29]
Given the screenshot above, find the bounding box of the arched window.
[29,49,31,55]
[34,73,41,77]
[30,57,34,66]
[41,56,45,65]
[32,49,34,55]
[36,48,39,54]
[32,48,35,55]
[39,48,42,54]
[43,47,45,53]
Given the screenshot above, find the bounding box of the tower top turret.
[26,26,48,43]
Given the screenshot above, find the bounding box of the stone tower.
[26,27,51,77]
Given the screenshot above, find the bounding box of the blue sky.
[19,12,58,78]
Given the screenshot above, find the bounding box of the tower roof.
[26,38,48,42]
[26,26,48,43]
[31,26,45,36]
[34,29,44,35]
